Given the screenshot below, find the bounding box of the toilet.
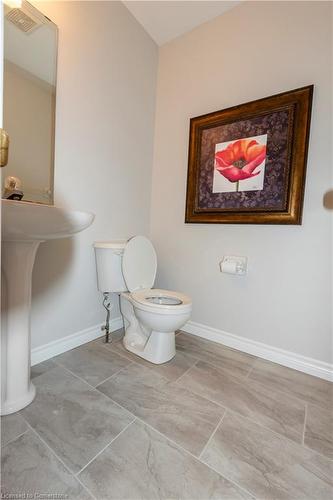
[94,236,192,364]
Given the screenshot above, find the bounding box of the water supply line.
[101,292,112,343]
[101,292,126,343]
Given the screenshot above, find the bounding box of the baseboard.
[183,320,333,382]
[31,317,123,366]
[31,317,332,382]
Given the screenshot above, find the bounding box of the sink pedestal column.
[1,199,95,415]
[1,240,42,415]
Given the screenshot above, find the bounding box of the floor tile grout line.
[245,372,330,411]
[94,363,308,451]
[245,363,256,379]
[172,367,307,447]
[175,354,253,385]
[136,416,205,462]
[87,360,135,389]
[94,361,235,425]
[37,343,331,434]
[53,330,333,390]
[185,355,256,382]
[45,330,332,393]
[59,365,138,419]
[18,408,312,500]
[18,417,97,500]
[97,339,134,361]
[302,403,308,446]
[19,416,76,474]
[199,410,226,460]
[174,375,229,410]
[84,386,220,467]
[103,347,137,366]
[102,346,174,376]
[302,443,333,464]
[175,360,255,395]
[133,415,254,499]
[18,400,329,500]
[181,334,252,362]
[230,341,333,385]
[172,359,200,384]
[75,417,137,477]
[56,348,277,424]
[72,471,97,500]
[178,330,260,360]
[52,360,98,390]
[104,340,202,383]
[26,379,333,484]
[199,453,257,499]
[52,335,131,371]
[95,357,173,388]
[54,361,137,420]
[46,331,286,393]
[94,361,144,391]
[224,408,307,448]
[50,334,247,389]
[93,389,137,420]
[53,359,134,392]
[48,349,311,450]
[76,378,254,500]
[1,428,30,448]
[42,352,333,413]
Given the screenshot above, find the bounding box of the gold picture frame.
[185,86,313,224]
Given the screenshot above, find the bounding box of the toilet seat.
[129,288,192,315]
[122,236,157,292]
[121,235,192,317]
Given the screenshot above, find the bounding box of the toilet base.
[123,330,176,364]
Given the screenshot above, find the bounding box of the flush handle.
[0,129,10,168]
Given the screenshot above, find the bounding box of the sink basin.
[1,200,95,415]
[2,199,94,241]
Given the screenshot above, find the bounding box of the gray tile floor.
[1,330,332,499]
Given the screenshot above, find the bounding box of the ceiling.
[123,1,241,46]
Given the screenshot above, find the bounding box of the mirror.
[3,0,57,204]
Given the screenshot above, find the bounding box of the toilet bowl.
[121,288,191,363]
[94,236,192,364]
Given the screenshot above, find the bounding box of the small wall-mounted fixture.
[220,256,248,275]
[5,0,45,34]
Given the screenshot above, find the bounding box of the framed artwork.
[185,85,313,224]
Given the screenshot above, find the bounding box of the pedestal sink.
[1,200,94,415]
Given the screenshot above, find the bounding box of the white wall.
[30,1,157,348]
[150,1,332,363]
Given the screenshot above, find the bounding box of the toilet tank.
[93,241,128,293]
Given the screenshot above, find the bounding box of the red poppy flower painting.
[185,85,313,224]
[213,135,267,193]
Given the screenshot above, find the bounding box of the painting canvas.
[213,134,268,193]
[185,86,313,224]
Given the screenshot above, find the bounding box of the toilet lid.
[122,236,157,292]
